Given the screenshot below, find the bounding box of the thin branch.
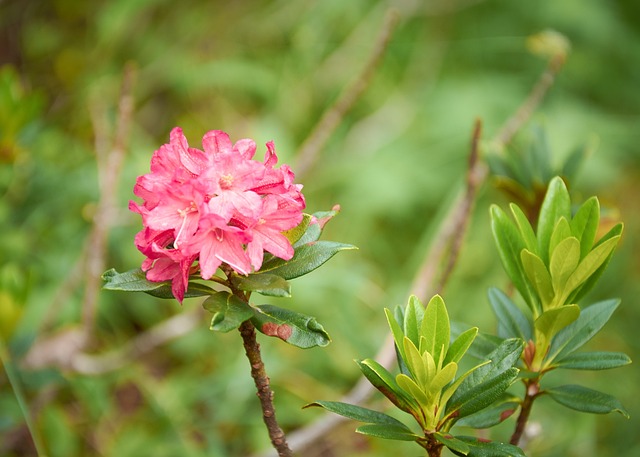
[81,62,136,342]
[239,320,293,457]
[294,9,399,179]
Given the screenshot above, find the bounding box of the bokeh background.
[1,1,639,456]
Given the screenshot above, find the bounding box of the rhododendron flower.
[130,128,306,302]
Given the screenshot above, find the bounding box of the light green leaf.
[356,424,421,442]
[282,213,312,245]
[403,337,428,389]
[385,307,407,366]
[251,304,330,348]
[563,236,621,298]
[520,249,554,308]
[549,237,580,299]
[258,241,356,280]
[490,205,539,314]
[444,327,479,365]
[568,223,623,304]
[570,197,600,259]
[537,177,571,265]
[553,351,632,370]
[404,295,424,348]
[534,305,580,355]
[421,294,450,366]
[229,273,291,297]
[510,203,538,254]
[548,217,572,261]
[546,384,629,418]
[102,268,216,299]
[488,287,532,341]
[548,299,621,362]
[396,373,430,410]
[202,292,255,332]
[428,362,458,400]
[452,436,526,457]
[303,401,409,428]
[357,359,421,416]
[293,208,340,247]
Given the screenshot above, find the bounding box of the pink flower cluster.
[130,128,306,302]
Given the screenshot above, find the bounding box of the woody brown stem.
[239,319,293,457]
[510,379,540,446]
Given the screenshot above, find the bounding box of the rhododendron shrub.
[129,127,306,302]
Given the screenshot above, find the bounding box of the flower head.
[131,128,305,302]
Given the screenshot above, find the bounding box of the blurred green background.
[1,0,639,456]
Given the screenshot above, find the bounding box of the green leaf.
[490,205,539,314]
[455,393,520,428]
[402,337,429,390]
[530,124,553,183]
[488,288,532,341]
[445,368,519,420]
[553,351,632,370]
[102,268,216,299]
[568,223,623,304]
[563,236,621,299]
[258,241,357,280]
[282,213,312,245]
[561,143,587,182]
[537,177,571,265]
[428,362,458,400]
[454,339,524,396]
[549,237,580,300]
[548,217,572,261]
[534,305,580,356]
[404,295,424,349]
[303,401,409,428]
[451,436,526,457]
[444,327,479,366]
[510,203,538,254]
[356,424,421,442]
[229,273,291,297]
[357,359,421,416]
[434,433,470,455]
[520,249,554,308]
[293,208,341,247]
[570,197,600,260]
[202,292,255,332]
[385,307,407,366]
[421,295,450,366]
[548,299,620,363]
[546,384,629,418]
[396,373,431,411]
[251,304,330,348]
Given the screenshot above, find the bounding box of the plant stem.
[510,379,540,446]
[239,320,293,457]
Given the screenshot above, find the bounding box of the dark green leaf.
[547,299,620,363]
[451,436,526,457]
[490,205,539,314]
[510,203,538,253]
[202,292,255,332]
[404,295,424,349]
[229,273,291,297]
[356,424,421,442]
[561,143,587,182]
[546,384,629,418]
[303,401,409,428]
[553,351,631,371]
[251,304,330,348]
[456,393,520,429]
[529,124,553,183]
[293,208,340,247]
[445,368,519,420]
[537,177,571,265]
[258,241,357,280]
[434,433,470,454]
[488,287,532,341]
[102,268,216,299]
